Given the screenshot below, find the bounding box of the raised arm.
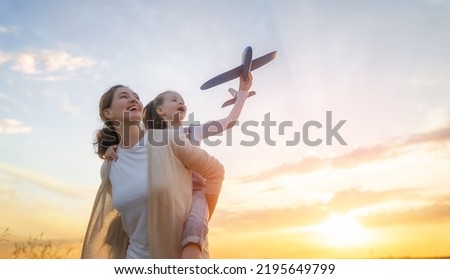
[190,73,253,143]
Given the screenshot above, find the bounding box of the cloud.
[0,52,12,64]
[211,203,329,233]
[0,25,8,33]
[361,196,450,227]
[2,50,95,76]
[0,162,89,199]
[38,75,71,81]
[329,144,397,169]
[404,125,450,145]
[41,51,95,72]
[0,93,18,103]
[325,187,419,213]
[239,124,450,183]
[211,188,448,234]
[0,182,88,240]
[11,53,40,74]
[0,93,18,113]
[239,156,325,183]
[61,94,80,117]
[0,164,93,240]
[238,144,398,183]
[33,91,81,117]
[0,119,32,134]
[0,25,20,35]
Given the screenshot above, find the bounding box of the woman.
[103,74,253,258]
[81,85,224,259]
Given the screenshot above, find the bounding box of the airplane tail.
[221,89,256,108]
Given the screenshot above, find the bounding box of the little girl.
[104,73,253,258]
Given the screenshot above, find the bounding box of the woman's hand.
[192,171,206,190]
[104,145,118,161]
[238,71,253,92]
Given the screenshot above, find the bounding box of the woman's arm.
[172,134,225,216]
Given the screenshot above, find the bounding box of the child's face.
[157,92,187,122]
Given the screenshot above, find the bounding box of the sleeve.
[181,189,209,249]
[190,89,249,142]
[172,133,224,195]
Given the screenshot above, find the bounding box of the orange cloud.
[238,124,450,183]
[325,187,419,213]
[361,196,450,227]
[404,125,450,145]
[211,203,328,232]
[211,188,447,233]
[0,162,90,199]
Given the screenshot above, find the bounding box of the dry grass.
[12,232,74,259]
[1,227,9,243]
[1,227,449,259]
[1,227,81,259]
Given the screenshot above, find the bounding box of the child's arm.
[189,73,253,143]
[181,187,209,258]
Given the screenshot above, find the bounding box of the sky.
[0,0,449,258]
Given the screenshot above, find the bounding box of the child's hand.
[181,243,201,259]
[239,71,253,92]
[104,145,118,161]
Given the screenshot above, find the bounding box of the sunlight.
[314,213,371,248]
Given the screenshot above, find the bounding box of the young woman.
[81,85,225,259]
[102,74,253,258]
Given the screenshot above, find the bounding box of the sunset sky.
[0,0,449,258]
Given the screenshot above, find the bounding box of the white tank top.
[110,134,150,259]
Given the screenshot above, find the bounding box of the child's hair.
[94,84,126,159]
[143,90,178,130]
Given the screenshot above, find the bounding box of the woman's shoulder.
[145,128,189,147]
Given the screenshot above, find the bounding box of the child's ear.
[156,106,165,116]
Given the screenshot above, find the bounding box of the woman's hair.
[143,90,177,130]
[94,84,126,159]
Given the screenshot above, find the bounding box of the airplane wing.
[200,50,277,90]
[250,51,277,71]
[200,64,243,90]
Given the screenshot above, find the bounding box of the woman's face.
[157,92,187,122]
[103,87,143,123]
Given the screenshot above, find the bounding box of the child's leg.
[181,188,209,259]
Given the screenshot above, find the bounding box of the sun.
[313,213,371,247]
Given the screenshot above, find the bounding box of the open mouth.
[128,105,139,112]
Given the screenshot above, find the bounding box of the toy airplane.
[222,88,256,108]
[200,46,277,108]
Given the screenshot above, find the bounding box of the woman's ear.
[103,108,113,120]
